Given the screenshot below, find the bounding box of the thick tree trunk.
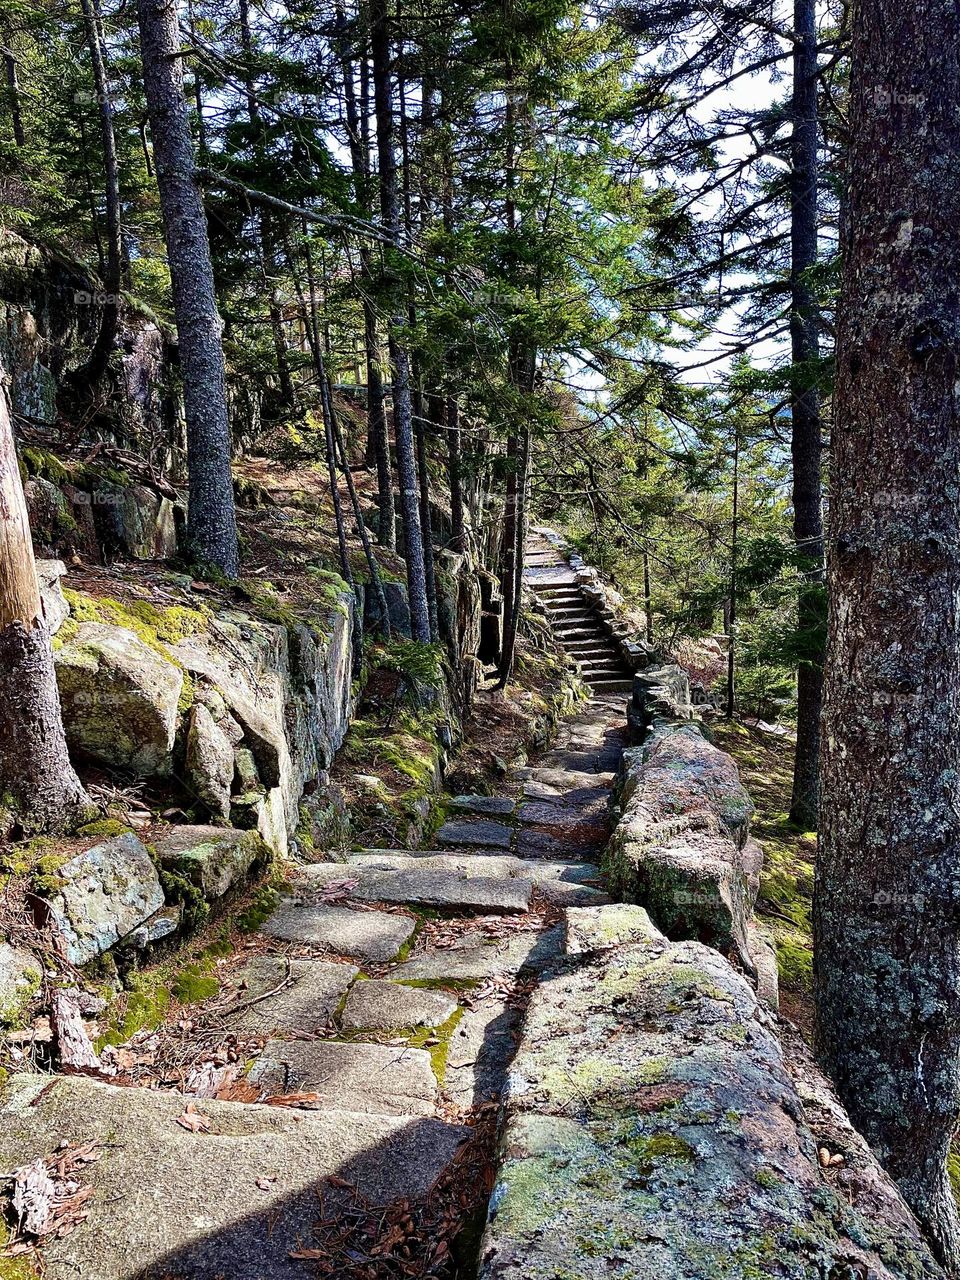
[788,0,825,830]
[499,420,530,685]
[74,0,122,390]
[369,0,430,641]
[0,371,91,837]
[137,0,239,577]
[814,0,960,1266]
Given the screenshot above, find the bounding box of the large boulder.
[0,943,42,1025]
[480,908,944,1280]
[170,600,353,856]
[54,622,183,776]
[45,834,166,966]
[605,722,758,968]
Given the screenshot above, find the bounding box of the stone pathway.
[525,530,634,693]
[0,693,630,1280]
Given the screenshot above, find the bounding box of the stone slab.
[392,925,563,983]
[435,818,513,849]
[300,865,535,916]
[444,999,521,1108]
[341,979,458,1031]
[223,956,358,1033]
[249,1038,438,1116]
[449,795,517,816]
[0,1074,468,1280]
[260,901,415,963]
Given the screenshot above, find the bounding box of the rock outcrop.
[604,720,760,968]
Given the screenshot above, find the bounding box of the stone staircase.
[524,531,634,694]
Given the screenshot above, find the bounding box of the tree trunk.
[788,0,825,830]
[3,51,25,148]
[0,369,92,837]
[814,0,960,1266]
[75,0,122,390]
[137,0,239,577]
[725,431,739,721]
[369,0,430,641]
[499,419,531,685]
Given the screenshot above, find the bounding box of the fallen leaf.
[175,1102,210,1134]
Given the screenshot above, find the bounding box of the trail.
[0,539,631,1280]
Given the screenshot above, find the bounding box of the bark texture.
[0,372,91,836]
[137,0,239,577]
[788,0,824,830]
[815,0,960,1266]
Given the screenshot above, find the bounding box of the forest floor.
[711,719,816,1035]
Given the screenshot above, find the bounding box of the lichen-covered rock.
[0,943,42,1025]
[605,721,759,967]
[37,558,69,634]
[46,834,166,966]
[54,622,183,776]
[153,826,269,900]
[480,913,943,1280]
[185,703,235,819]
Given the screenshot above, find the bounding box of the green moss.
[171,965,219,1003]
[235,885,279,933]
[21,446,69,486]
[0,1224,40,1279]
[407,1007,464,1083]
[628,1132,696,1176]
[753,1166,781,1189]
[96,975,172,1050]
[76,818,133,839]
[155,864,210,935]
[950,1150,960,1207]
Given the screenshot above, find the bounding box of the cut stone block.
[298,859,530,914]
[0,1074,468,1280]
[392,925,563,983]
[45,833,165,966]
[261,901,415,963]
[564,903,663,955]
[249,1039,438,1116]
[153,825,269,900]
[449,795,516,816]
[341,980,458,1032]
[435,818,513,849]
[445,999,521,1108]
[223,956,358,1033]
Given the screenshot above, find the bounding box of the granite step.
[0,1074,469,1280]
